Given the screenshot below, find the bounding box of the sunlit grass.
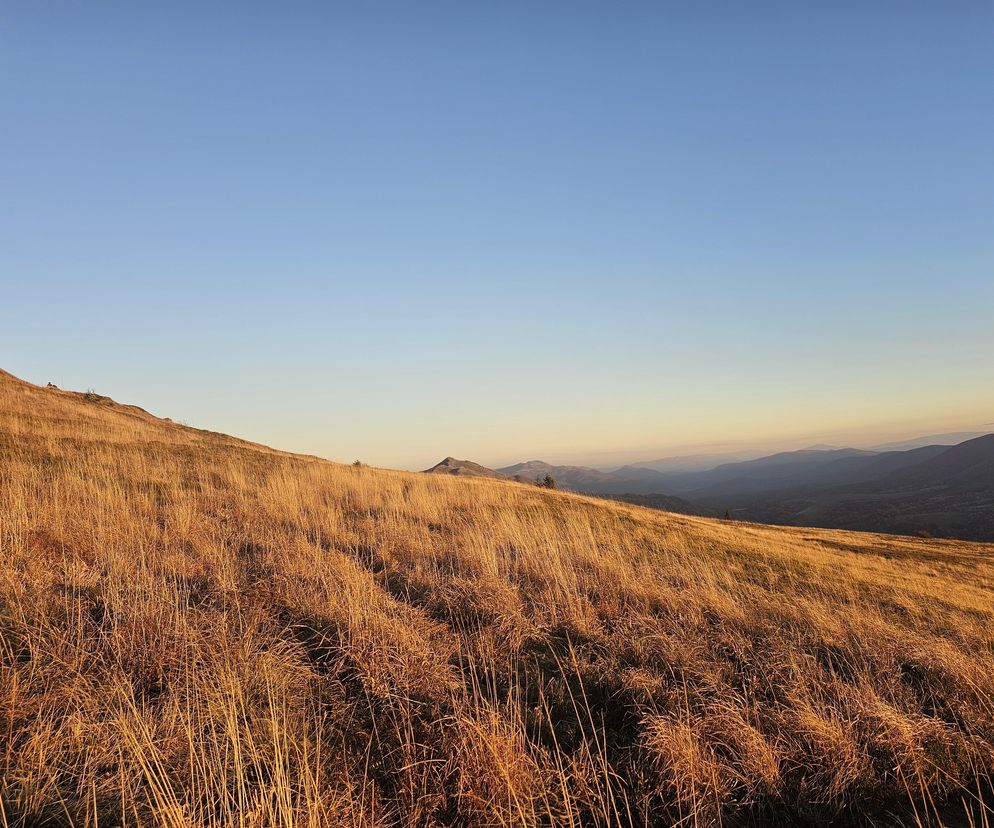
[0,369,992,826]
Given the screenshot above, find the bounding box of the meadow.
[0,369,991,826]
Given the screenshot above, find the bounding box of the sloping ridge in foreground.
[0,368,992,827]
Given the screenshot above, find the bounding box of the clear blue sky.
[3,3,993,469]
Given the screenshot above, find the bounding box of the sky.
[2,3,993,470]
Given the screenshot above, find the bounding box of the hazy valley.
[428,433,994,541]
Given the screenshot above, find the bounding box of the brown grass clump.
[0,368,992,826]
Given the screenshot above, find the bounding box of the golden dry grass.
[0,368,992,826]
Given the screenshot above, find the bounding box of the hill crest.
[423,457,507,479]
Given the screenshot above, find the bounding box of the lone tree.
[538,474,556,489]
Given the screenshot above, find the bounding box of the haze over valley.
[424,429,994,541]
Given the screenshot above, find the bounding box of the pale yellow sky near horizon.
[7,362,993,472]
[366,368,994,469]
[333,384,994,471]
[427,417,994,472]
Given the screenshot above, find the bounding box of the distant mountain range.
[497,460,618,489]
[869,431,991,452]
[727,435,994,540]
[625,449,765,473]
[425,430,994,540]
[495,460,667,494]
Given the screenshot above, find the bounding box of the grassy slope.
[0,369,992,827]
